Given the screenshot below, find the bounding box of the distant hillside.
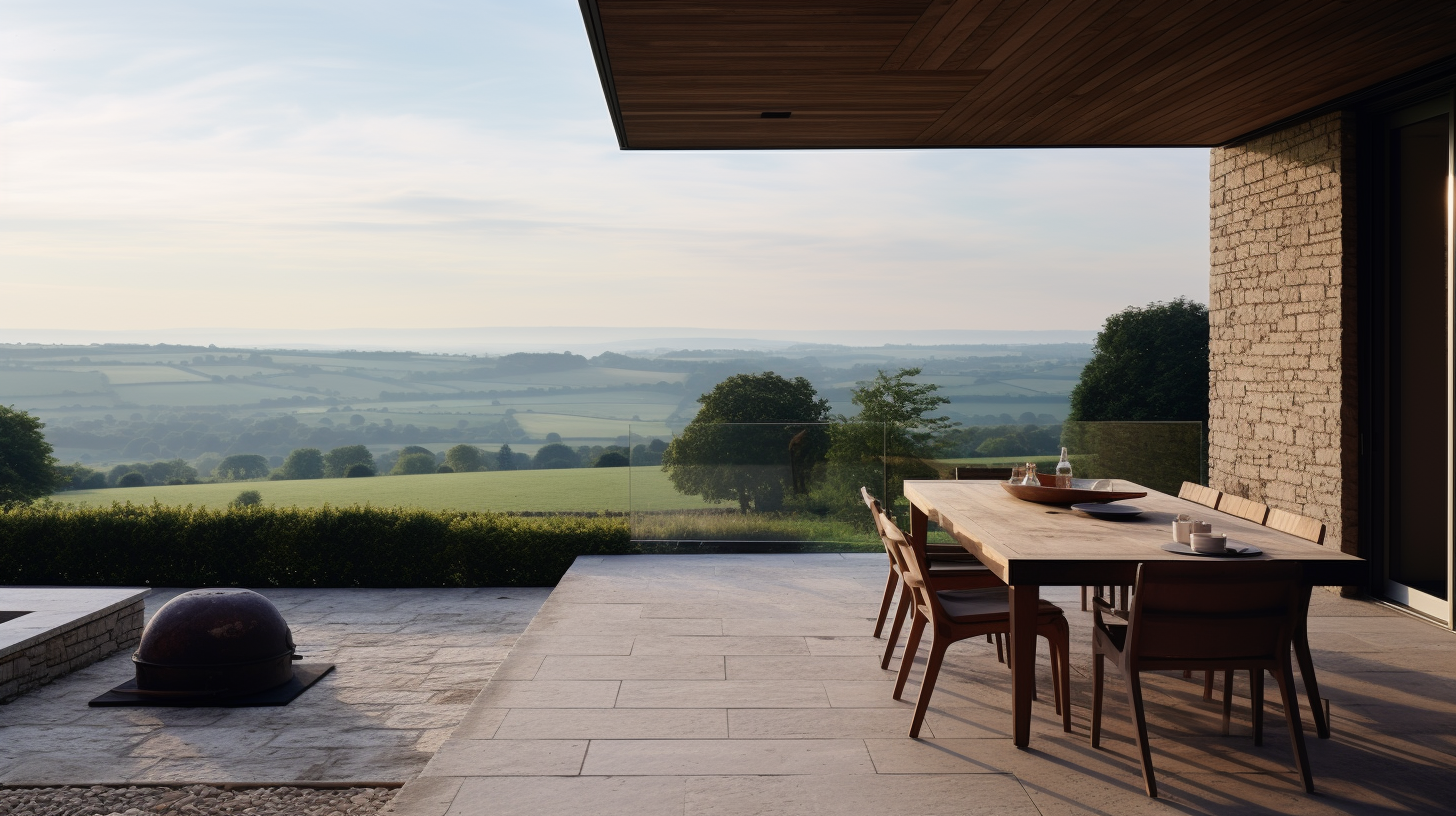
[0,340,1089,469]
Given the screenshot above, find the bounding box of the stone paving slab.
[0,587,548,785]
[392,553,1456,816]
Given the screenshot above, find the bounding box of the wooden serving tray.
[999,474,1146,506]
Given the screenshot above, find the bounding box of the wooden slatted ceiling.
[584,0,1456,149]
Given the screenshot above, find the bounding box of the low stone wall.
[0,599,144,703]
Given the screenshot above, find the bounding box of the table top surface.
[903,479,1364,586]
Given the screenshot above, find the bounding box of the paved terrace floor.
[395,553,1456,816]
[0,587,549,785]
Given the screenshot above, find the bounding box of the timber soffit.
[576,0,1456,151]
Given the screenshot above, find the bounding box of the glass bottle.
[1023,463,1038,485]
[1055,447,1073,489]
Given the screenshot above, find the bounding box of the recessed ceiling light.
[760,111,791,119]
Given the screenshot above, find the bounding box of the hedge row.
[0,503,633,587]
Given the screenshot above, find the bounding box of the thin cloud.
[0,0,1209,333]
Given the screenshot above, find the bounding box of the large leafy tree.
[1064,299,1209,492]
[324,445,376,478]
[0,405,58,505]
[445,444,486,473]
[533,443,581,469]
[1069,298,1210,423]
[215,454,270,481]
[279,448,325,480]
[662,372,831,512]
[828,367,955,508]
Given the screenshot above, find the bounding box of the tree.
[118,472,146,488]
[0,405,57,505]
[345,463,374,478]
[324,445,376,478]
[231,489,263,508]
[279,448,325,480]
[1064,299,1209,493]
[445,444,485,473]
[1069,298,1209,423]
[594,451,629,468]
[215,454,270,481]
[826,367,954,510]
[496,444,517,471]
[534,443,581,469]
[392,452,437,475]
[661,372,831,512]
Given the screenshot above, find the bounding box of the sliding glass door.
[1379,95,1454,622]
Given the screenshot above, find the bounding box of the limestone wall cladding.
[0,601,144,703]
[1209,111,1359,557]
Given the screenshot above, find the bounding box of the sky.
[0,0,1211,339]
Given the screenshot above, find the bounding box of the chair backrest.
[1217,493,1269,524]
[1125,561,1301,663]
[861,486,893,561]
[1178,481,1221,508]
[878,509,933,605]
[956,466,1013,481]
[1266,507,1326,545]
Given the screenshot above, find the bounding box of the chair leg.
[892,611,927,700]
[1090,652,1104,748]
[1125,669,1158,798]
[1182,669,1193,679]
[1203,670,1215,702]
[1293,629,1330,739]
[1080,585,1088,612]
[873,568,898,639]
[1251,669,1265,747]
[1274,651,1315,793]
[1220,670,1234,736]
[1054,617,1071,733]
[881,586,912,670]
[909,636,950,738]
[994,633,1004,663]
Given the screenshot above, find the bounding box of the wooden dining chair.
[1178,481,1222,508]
[1090,561,1313,798]
[1262,507,1331,738]
[861,488,1003,670]
[879,508,1072,737]
[1216,494,1269,524]
[1266,508,1326,545]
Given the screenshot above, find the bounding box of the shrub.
[436,465,455,473]
[345,464,374,478]
[231,490,263,508]
[117,472,146,488]
[0,504,634,587]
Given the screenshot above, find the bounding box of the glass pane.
[629,422,881,550]
[1390,112,1451,600]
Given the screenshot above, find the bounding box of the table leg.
[1295,585,1330,739]
[1010,583,1039,748]
[909,501,929,551]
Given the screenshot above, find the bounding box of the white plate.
[1159,541,1263,558]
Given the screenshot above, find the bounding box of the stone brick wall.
[1208,111,1359,557]
[0,600,145,703]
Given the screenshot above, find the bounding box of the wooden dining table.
[902,479,1366,748]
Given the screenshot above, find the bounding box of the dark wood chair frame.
[862,486,1005,670]
[1091,561,1314,798]
[880,508,1072,737]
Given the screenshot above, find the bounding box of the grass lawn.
[55,468,727,513]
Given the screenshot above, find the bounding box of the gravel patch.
[0,785,396,816]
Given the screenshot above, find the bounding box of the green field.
[54,467,725,513]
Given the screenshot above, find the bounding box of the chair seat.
[936,589,1064,623]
